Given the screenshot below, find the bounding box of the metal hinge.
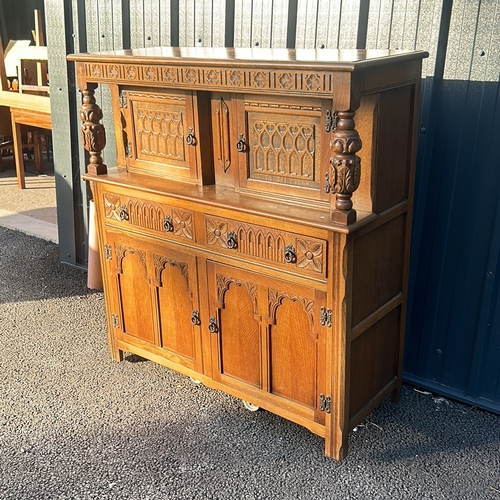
[324,172,331,193]
[320,306,332,328]
[104,244,112,260]
[320,394,331,413]
[325,110,338,133]
[111,313,119,329]
[119,90,128,108]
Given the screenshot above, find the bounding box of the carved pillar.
[79,83,107,175]
[329,110,362,225]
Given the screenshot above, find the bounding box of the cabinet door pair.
[105,232,327,426]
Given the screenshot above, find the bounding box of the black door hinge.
[325,110,338,133]
[320,394,331,413]
[320,306,332,328]
[119,90,128,108]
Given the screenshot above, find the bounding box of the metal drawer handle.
[236,133,246,152]
[226,231,238,249]
[284,244,296,264]
[119,204,129,221]
[163,215,173,232]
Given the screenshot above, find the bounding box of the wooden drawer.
[203,214,327,278]
[100,190,194,242]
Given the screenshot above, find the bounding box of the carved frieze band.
[153,254,189,291]
[268,288,315,332]
[103,192,193,239]
[216,274,258,313]
[205,216,325,275]
[85,63,334,95]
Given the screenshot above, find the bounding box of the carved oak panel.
[121,89,198,180]
[102,192,193,240]
[204,215,326,276]
[85,62,335,96]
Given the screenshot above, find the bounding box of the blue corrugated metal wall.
[41,0,499,413]
[404,0,500,412]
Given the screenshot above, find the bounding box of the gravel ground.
[1,226,499,499]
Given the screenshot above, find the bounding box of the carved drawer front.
[102,191,194,241]
[120,88,198,180]
[204,215,327,277]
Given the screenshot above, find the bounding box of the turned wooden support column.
[79,83,107,175]
[329,110,362,225]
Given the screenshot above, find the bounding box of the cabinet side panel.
[351,215,406,326]
[349,307,401,419]
[372,85,414,214]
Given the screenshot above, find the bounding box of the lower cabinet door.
[104,231,202,372]
[207,261,327,425]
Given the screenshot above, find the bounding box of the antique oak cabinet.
[68,47,427,459]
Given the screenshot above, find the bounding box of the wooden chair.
[0,10,51,185]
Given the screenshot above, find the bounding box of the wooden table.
[0,91,51,189]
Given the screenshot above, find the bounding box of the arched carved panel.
[268,290,317,408]
[216,275,261,387]
[153,254,189,291]
[156,254,195,361]
[114,242,147,277]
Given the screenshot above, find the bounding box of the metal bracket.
[325,110,338,133]
[320,393,331,413]
[111,313,119,329]
[320,306,332,328]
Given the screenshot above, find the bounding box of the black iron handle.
[191,310,201,326]
[284,244,296,264]
[119,204,129,221]
[185,127,196,146]
[208,317,218,333]
[226,231,238,249]
[163,215,173,232]
[236,134,246,152]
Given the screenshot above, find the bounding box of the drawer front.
[101,191,194,242]
[204,215,327,278]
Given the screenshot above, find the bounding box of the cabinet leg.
[391,382,402,405]
[110,346,124,362]
[324,434,348,461]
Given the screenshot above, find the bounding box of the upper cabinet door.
[235,94,331,203]
[119,88,212,183]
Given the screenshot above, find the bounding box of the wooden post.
[329,110,362,225]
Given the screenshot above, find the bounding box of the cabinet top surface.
[68,46,427,71]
